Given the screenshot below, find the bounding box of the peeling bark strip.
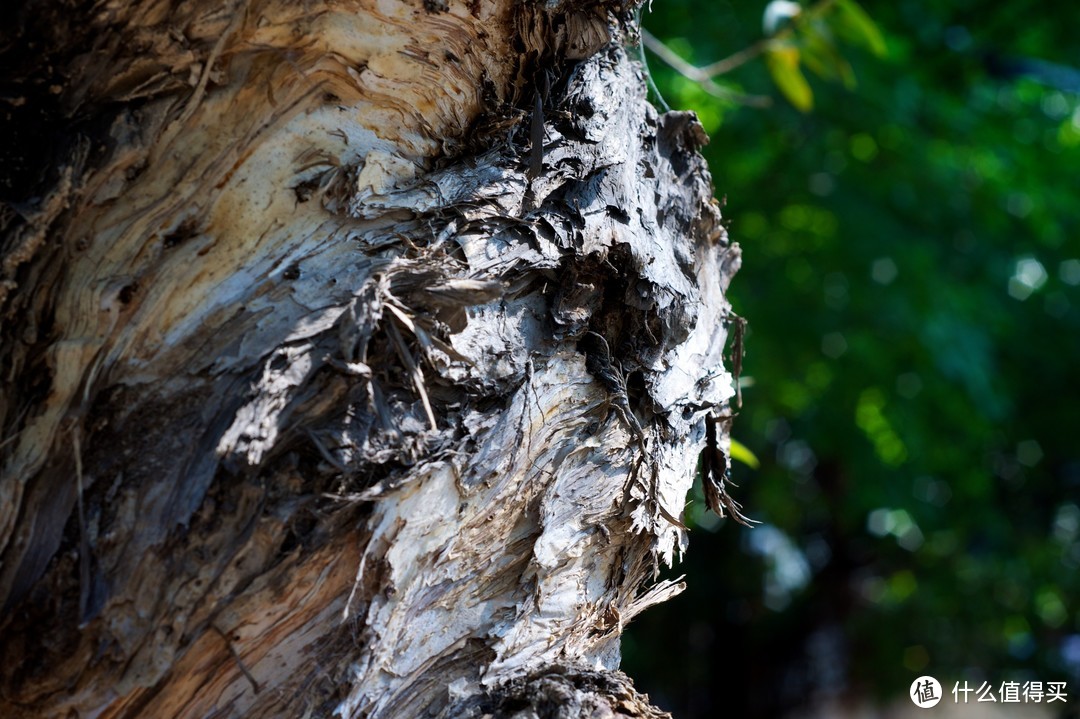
[0,0,740,716]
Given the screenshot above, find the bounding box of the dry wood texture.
[0,0,742,716]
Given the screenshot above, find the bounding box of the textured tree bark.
[0,0,742,716]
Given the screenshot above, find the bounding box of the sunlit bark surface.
[0,0,741,716]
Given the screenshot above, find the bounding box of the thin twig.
[639,29,708,83]
[176,1,246,128]
[640,29,772,107]
[212,625,261,695]
[699,38,774,77]
[634,5,671,111]
[641,0,841,107]
[386,316,438,432]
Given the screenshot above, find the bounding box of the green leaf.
[730,439,760,469]
[765,46,814,111]
[799,22,856,88]
[832,0,887,57]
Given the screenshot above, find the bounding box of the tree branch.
[640,29,772,107]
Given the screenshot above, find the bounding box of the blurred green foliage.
[623,1,1080,715]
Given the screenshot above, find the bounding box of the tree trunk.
[0,0,742,716]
